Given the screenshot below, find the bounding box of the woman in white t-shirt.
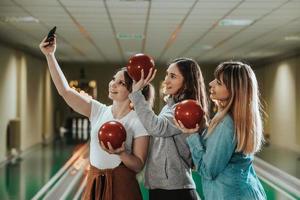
[39,36,154,200]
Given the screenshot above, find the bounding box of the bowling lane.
[137,171,300,200]
[0,139,79,200]
[257,144,300,179]
[28,143,299,200]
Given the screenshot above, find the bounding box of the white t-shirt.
[89,99,148,169]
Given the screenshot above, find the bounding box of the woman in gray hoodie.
[129,58,209,200]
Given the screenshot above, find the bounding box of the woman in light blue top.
[175,61,267,200]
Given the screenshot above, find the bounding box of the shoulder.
[126,111,148,136]
[162,103,172,111]
[127,111,138,122]
[126,111,145,128]
[161,104,174,116]
[212,114,234,139]
[91,99,108,111]
[220,114,234,129]
[128,110,139,120]
[89,99,109,123]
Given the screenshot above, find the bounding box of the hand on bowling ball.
[174,99,204,129]
[173,117,200,134]
[127,53,155,81]
[39,36,56,56]
[132,68,157,93]
[98,121,126,149]
[100,141,126,155]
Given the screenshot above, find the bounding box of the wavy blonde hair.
[208,61,264,154]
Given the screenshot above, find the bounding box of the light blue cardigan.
[187,114,266,200]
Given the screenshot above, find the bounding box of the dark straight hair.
[167,58,209,127]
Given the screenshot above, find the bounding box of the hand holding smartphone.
[44,26,56,47]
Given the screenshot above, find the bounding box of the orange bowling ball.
[175,99,204,129]
[98,121,126,149]
[127,53,155,81]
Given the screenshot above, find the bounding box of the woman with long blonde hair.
[175,61,266,199]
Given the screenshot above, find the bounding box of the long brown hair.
[208,61,264,154]
[166,58,209,127]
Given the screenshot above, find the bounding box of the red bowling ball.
[175,100,204,129]
[98,121,126,149]
[127,53,155,81]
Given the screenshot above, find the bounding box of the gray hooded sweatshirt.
[129,91,196,190]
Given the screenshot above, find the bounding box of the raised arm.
[39,36,91,117]
[129,91,181,137]
[128,69,182,137]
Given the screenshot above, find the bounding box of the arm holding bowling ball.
[130,70,183,137]
[100,138,149,173]
[173,118,200,134]
[39,36,91,117]
[100,141,126,155]
[132,68,157,92]
[186,116,236,180]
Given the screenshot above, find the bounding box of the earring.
[213,104,218,113]
[129,101,134,110]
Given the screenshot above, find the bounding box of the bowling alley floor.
[0,138,80,200]
[0,138,299,200]
[256,144,300,179]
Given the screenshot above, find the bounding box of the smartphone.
[45,26,56,44]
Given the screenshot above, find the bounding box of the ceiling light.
[192,45,213,51]
[284,36,300,41]
[0,16,39,23]
[200,45,213,50]
[248,51,278,57]
[117,33,144,40]
[219,19,253,26]
[125,51,138,56]
[119,0,149,1]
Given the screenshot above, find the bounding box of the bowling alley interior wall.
[54,61,194,129]
[53,62,164,129]
[51,61,225,131]
[53,58,300,155]
[1,41,300,164]
[255,56,300,153]
[0,44,54,163]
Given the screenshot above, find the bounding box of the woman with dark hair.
[175,61,266,200]
[129,58,209,200]
[39,36,154,200]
